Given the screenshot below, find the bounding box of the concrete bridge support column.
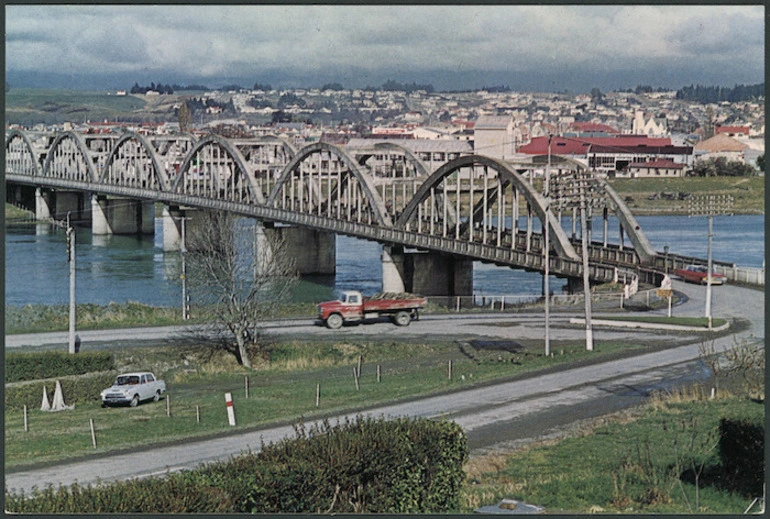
[404,252,473,297]
[35,188,52,221]
[268,226,336,275]
[162,206,184,251]
[381,245,407,293]
[56,192,85,222]
[91,195,154,235]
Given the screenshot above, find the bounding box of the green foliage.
[718,417,764,496]
[676,83,764,103]
[6,350,114,383]
[5,371,116,410]
[5,416,467,514]
[692,157,758,177]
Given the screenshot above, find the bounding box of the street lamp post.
[66,213,77,354]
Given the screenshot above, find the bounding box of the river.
[4,214,764,307]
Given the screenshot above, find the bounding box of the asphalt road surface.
[5,280,764,494]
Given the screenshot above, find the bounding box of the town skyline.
[5,5,765,93]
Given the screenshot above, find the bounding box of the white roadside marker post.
[225,392,236,426]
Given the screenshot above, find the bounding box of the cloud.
[5,5,764,90]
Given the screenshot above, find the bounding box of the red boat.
[673,265,727,285]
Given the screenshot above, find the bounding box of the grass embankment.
[598,315,727,328]
[6,89,147,126]
[6,339,641,469]
[461,390,763,514]
[609,176,764,215]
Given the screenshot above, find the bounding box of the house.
[623,159,686,178]
[714,125,751,138]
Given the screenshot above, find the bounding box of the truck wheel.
[393,311,411,326]
[130,394,140,407]
[326,313,343,329]
[153,390,161,402]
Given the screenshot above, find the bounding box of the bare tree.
[184,212,297,368]
[178,101,193,133]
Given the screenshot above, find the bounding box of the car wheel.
[153,390,161,402]
[130,394,140,407]
[393,311,411,326]
[326,313,343,329]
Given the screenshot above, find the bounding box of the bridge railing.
[713,265,765,286]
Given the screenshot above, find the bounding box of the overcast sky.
[5,5,765,92]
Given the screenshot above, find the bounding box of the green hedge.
[5,416,468,514]
[6,350,114,383]
[719,417,764,496]
[5,371,117,411]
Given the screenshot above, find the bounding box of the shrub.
[718,417,764,496]
[5,371,116,410]
[6,350,114,382]
[5,416,468,514]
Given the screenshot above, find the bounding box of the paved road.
[5,280,764,494]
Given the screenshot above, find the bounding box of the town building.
[473,115,515,160]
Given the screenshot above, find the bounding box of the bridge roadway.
[5,279,764,495]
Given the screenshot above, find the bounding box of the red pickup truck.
[317,291,427,329]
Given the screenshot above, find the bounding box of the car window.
[349,295,359,304]
[146,374,155,382]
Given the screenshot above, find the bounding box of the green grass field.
[461,393,763,514]
[609,176,764,215]
[5,339,638,469]
[6,88,147,126]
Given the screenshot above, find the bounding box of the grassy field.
[6,88,148,126]
[609,176,764,215]
[460,391,763,514]
[5,339,643,469]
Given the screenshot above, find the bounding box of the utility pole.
[179,217,191,320]
[66,213,76,354]
[689,195,733,329]
[578,176,594,351]
[544,134,552,356]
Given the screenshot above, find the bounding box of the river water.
[5,214,764,307]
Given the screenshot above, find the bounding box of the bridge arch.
[42,131,100,183]
[355,141,431,178]
[172,133,264,205]
[5,130,41,177]
[100,131,170,190]
[397,154,580,260]
[267,142,392,227]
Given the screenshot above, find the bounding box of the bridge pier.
[381,245,472,297]
[91,194,154,235]
[35,188,52,221]
[259,224,336,275]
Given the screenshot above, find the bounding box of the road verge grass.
[5,339,638,469]
[460,390,764,514]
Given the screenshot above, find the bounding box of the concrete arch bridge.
[6,130,711,298]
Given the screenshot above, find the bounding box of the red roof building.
[624,159,686,178]
[714,125,750,137]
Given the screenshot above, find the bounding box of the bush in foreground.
[5,416,468,514]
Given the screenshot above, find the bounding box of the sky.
[5,4,766,93]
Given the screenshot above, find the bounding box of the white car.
[101,372,166,407]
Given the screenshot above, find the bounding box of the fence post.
[23,405,28,432]
[316,384,321,407]
[196,405,200,424]
[166,394,171,417]
[448,360,453,380]
[245,375,250,399]
[353,367,360,391]
[377,364,381,383]
[501,296,505,311]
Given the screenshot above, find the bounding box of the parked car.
[673,265,727,285]
[101,372,166,407]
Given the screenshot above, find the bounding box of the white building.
[473,115,515,160]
